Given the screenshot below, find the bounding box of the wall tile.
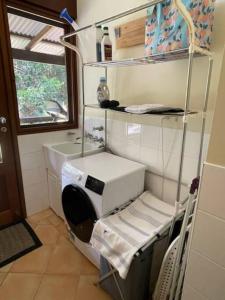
[87,117,207,205]
[145,172,189,205]
[20,151,45,170]
[18,130,79,155]
[198,163,225,220]
[191,210,225,268]
[22,167,47,188]
[18,130,80,215]
[141,124,161,150]
[159,126,182,156]
[185,250,225,300]
[24,182,49,216]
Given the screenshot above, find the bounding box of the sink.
[44,141,102,177]
[51,142,95,155]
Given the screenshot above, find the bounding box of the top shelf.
[84,49,206,68]
[60,0,212,65]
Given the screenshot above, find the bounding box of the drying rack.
[60,0,213,210]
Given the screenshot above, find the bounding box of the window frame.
[6,6,78,135]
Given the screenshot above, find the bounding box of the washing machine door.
[62,184,97,243]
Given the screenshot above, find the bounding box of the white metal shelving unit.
[59,0,213,210]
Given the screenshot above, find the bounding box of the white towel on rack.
[125,104,164,114]
[90,191,175,279]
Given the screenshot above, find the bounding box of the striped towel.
[90,191,175,279]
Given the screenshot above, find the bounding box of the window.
[7,8,77,132]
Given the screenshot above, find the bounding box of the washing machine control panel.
[85,175,105,195]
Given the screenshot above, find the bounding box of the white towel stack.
[125,104,164,114]
[90,191,175,279]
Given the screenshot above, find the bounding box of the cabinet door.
[48,172,61,217]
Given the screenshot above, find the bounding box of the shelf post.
[197,57,213,177]
[105,67,108,150]
[81,65,85,157]
[176,51,194,207]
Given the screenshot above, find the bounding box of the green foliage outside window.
[13,59,68,123]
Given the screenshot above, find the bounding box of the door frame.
[0,0,26,218]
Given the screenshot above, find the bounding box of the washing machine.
[61,152,146,267]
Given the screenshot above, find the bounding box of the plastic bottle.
[101,27,112,61]
[96,26,103,62]
[97,77,110,104]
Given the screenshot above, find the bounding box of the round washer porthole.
[62,184,97,243]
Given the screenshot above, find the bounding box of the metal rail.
[197,57,213,177]
[175,51,194,209]
[61,0,164,40]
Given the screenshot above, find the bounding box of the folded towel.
[90,191,175,279]
[125,104,164,114]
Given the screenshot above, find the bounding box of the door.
[0,2,25,225]
[62,184,97,243]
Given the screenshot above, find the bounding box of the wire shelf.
[84,49,206,68]
[85,104,199,118]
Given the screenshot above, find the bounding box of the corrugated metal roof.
[10,35,30,49]
[7,13,65,56]
[45,27,63,43]
[8,13,46,37]
[32,42,65,56]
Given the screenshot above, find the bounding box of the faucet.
[74,137,82,144]
[86,133,104,147]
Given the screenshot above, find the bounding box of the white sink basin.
[51,142,95,155]
[44,141,102,177]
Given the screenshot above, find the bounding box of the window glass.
[8,12,70,126]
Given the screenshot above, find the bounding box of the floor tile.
[48,214,62,226]
[28,209,54,224]
[26,219,38,230]
[38,218,52,225]
[0,263,13,273]
[34,274,79,300]
[10,245,53,274]
[56,236,99,275]
[57,235,73,246]
[75,275,111,300]
[0,273,7,286]
[35,224,59,245]
[79,253,99,275]
[55,221,68,237]
[0,273,42,300]
[46,244,83,275]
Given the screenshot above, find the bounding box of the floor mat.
[0,220,42,268]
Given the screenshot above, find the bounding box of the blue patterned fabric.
[145,0,215,55]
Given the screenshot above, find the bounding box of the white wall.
[18,129,79,216]
[182,163,225,300]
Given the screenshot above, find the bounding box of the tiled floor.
[0,209,112,300]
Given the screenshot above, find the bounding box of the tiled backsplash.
[17,117,209,216]
[18,129,79,216]
[85,116,210,205]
